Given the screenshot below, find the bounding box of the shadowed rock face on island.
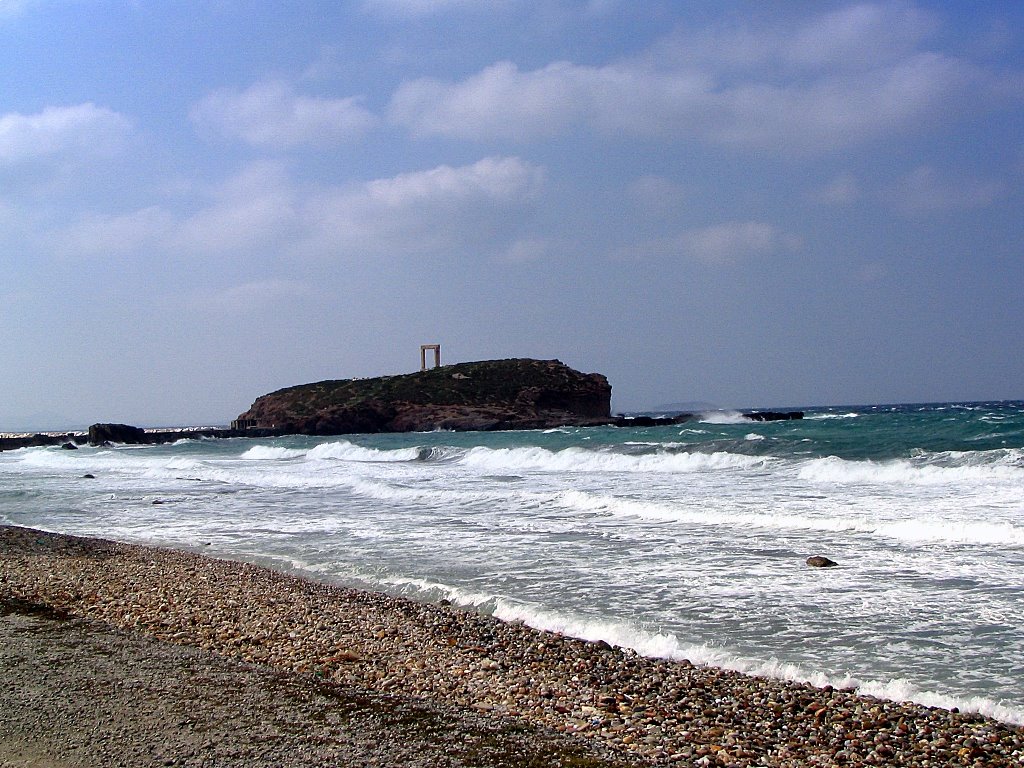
[234,359,613,435]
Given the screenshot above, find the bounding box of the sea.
[2,401,1022,724]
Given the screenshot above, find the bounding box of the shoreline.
[0,410,805,453]
[2,525,1021,767]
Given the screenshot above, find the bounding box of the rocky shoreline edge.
[0,410,804,454]
[2,526,1020,767]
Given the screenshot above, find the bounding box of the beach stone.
[6,525,1024,768]
[806,556,838,568]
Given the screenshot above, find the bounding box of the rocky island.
[234,358,613,434]
[0,358,803,451]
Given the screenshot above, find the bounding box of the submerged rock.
[806,555,838,568]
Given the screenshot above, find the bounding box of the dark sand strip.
[1,525,1021,767]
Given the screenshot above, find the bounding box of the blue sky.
[1,1,1022,429]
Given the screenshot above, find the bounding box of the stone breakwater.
[2,526,1021,767]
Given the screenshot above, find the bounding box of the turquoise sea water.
[2,401,1022,723]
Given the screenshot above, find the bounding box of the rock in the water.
[60,442,78,450]
[88,423,148,446]
[806,555,838,568]
[234,358,613,435]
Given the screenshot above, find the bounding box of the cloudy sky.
[1,1,1022,429]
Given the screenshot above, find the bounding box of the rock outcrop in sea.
[234,358,614,435]
[0,359,804,451]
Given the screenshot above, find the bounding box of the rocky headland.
[0,359,803,451]
[233,358,803,436]
[234,358,614,435]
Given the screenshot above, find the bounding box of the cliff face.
[235,359,613,435]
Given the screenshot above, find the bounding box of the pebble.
[2,525,1022,767]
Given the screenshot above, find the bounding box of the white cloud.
[389,4,1011,152]
[190,80,377,148]
[810,173,860,205]
[392,61,577,140]
[886,165,1003,215]
[785,2,937,69]
[175,161,301,255]
[678,222,802,264]
[626,221,802,265]
[0,0,32,20]
[585,0,623,15]
[363,154,541,206]
[56,156,545,263]
[391,51,986,150]
[362,0,508,15]
[51,206,174,258]
[500,237,553,264]
[392,60,721,140]
[188,279,318,315]
[627,175,687,216]
[0,103,132,164]
[648,2,937,72]
[709,53,979,149]
[299,155,544,258]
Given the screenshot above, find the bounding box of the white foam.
[13,447,99,468]
[552,489,1024,547]
[366,575,1024,726]
[698,410,749,424]
[871,518,1024,547]
[798,453,1023,486]
[307,441,422,462]
[460,445,767,474]
[855,678,1024,725]
[239,445,306,460]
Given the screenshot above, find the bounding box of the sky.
[1,1,1022,429]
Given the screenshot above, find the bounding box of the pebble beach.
[2,524,1022,767]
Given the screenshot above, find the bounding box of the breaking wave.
[367,574,1024,726]
[798,450,1023,486]
[460,445,768,473]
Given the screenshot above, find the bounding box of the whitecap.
[239,445,306,460]
[306,441,422,462]
[460,445,767,474]
[698,410,748,424]
[358,574,1024,726]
